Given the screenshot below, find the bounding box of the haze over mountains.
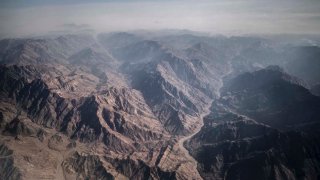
[2,0,320,38]
[0,30,319,180]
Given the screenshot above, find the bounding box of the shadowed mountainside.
[1,32,320,179]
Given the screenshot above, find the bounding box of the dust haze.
[1,0,320,38]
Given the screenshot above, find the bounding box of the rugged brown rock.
[1,32,320,180]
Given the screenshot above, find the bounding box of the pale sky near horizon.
[1,0,320,37]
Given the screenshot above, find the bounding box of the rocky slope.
[0,33,216,179]
[1,32,320,179]
[186,66,320,180]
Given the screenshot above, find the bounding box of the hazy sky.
[1,0,320,37]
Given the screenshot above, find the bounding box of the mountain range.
[0,31,320,180]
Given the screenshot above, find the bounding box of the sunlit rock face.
[1,32,320,179]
